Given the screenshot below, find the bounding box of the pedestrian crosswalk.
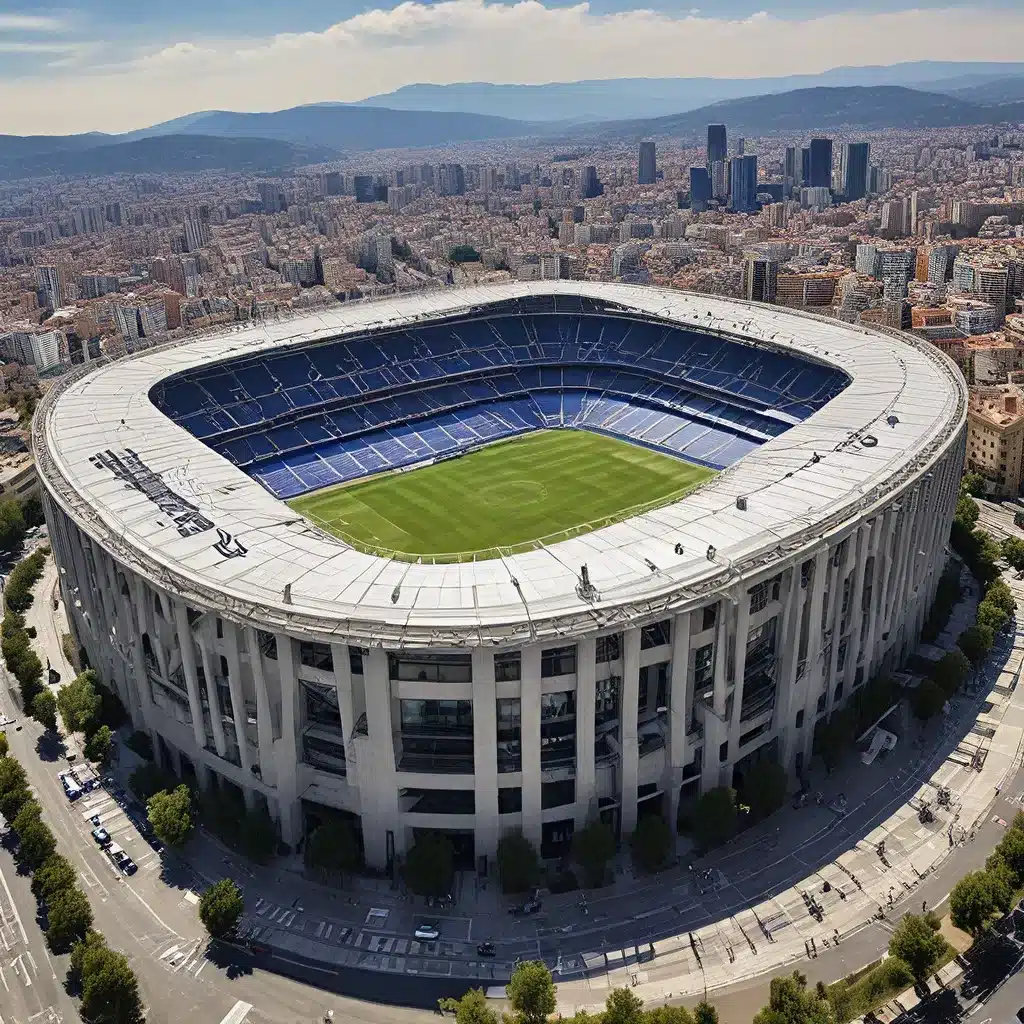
[154,937,208,978]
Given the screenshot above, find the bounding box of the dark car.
[90,826,111,847]
[476,942,496,957]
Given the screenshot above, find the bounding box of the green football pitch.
[289,429,715,560]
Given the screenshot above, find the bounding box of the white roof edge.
[35,282,967,647]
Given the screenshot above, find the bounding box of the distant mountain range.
[589,86,1024,141]
[0,134,336,180]
[3,69,1024,182]
[356,61,1024,122]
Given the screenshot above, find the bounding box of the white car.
[414,923,440,941]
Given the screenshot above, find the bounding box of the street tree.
[147,785,194,847]
[33,853,77,901]
[1016,510,1024,532]
[12,798,42,834]
[694,1002,720,1024]
[17,817,56,870]
[603,987,645,1024]
[403,831,454,899]
[56,670,101,735]
[986,579,1018,616]
[954,493,979,529]
[744,761,788,821]
[496,831,541,894]
[1002,536,1024,571]
[31,689,57,730]
[0,782,30,822]
[69,930,107,985]
[912,678,946,721]
[630,813,673,873]
[813,707,858,772]
[958,624,994,666]
[752,971,835,1024]
[0,731,7,757]
[0,499,26,553]
[950,871,1006,935]
[647,1008,697,1024]
[888,914,948,983]
[933,650,971,699]
[572,819,617,887]
[45,885,93,952]
[305,817,361,878]
[961,473,987,498]
[199,878,244,939]
[507,960,556,1024]
[976,600,1009,635]
[446,988,499,1024]
[78,943,144,1024]
[692,786,738,850]
[83,724,112,765]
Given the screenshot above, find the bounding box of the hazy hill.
[126,104,534,150]
[0,134,333,181]
[588,86,1024,139]
[356,62,1024,122]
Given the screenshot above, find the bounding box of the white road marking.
[0,963,8,992]
[194,957,208,979]
[0,868,28,945]
[217,1000,252,1024]
[158,944,180,961]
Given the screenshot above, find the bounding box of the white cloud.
[2,0,1024,134]
[0,13,66,32]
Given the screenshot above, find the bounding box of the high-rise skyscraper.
[730,155,758,213]
[840,142,870,202]
[353,175,375,203]
[36,265,65,310]
[689,167,712,212]
[784,146,798,189]
[638,141,656,185]
[733,137,745,157]
[579,165,602,199]
[808,138,833,189]
[800,147,811,186]
[744,254,778,303]
[707,124,727,168]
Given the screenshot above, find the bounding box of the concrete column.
[776,568,804,777]
[574,636,596,830]
[329,642,356,762]
[472,648,499,862]
[863,518,886,677]
[800,549,829,767]
[519,645,542,848]
[274,633,302,845]
[198,627,227,759]
[173,600,207,751]
[729,587,751,734]
[360,647,401,868]
[666,611,691,831]
[124,575,153,727]
[246,626,277,787]
[225,623,253,776]
[701,600,730,794]
[619,626,641,837]
[847,525,870,683]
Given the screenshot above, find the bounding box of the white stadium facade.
[35,283,967,871]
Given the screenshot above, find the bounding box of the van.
[61,773,83,801]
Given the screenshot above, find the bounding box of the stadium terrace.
[36,282,966,865]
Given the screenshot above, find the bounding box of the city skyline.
[2,3,1024,134]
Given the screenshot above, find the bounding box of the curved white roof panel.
[36,282,967,646]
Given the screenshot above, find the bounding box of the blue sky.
[1,0,1022,134]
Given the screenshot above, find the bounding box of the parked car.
[414,923,440,940]
[90,826,111,847]
[476,942,496,957]
[509,898,542,915]
[106,843,136,874]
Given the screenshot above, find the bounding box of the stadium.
[35,282,966,871]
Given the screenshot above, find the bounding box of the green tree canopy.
[147,785,194,847]
[752,972,835,1024]
[961,473,987,497]
[933,649,971,699]
[603,987,645,1024]
[950,870,1006,936]
[954,493,979,529]
[572,819,617,887]
[403,831,454,898]
[507,960,556,1024]
[888,914,948,982]
[31,688,57,731]
[647,1008,697,1024]
[986,579,1017,616]
[45,885,93,952]
[12,797,42,834]
[497,830,541,894]
[78,941,144,1024]
[977,600,1009,635]
[912,678,946,721]
[199,878,244,939]
[57,670,102,736]
[84,724,113,765]
[305,817,361,877]
[448,988,500,1024]
[630,813,673,873]
[958,624,994,666]
[694,1002,720,1024]
[0,499,26,553]
[744,761,789,821]
[0,731,7,757]
[692,787,738,850]
[33,853,78,902]
[1001,536,1024,571]
[17,817,56,870]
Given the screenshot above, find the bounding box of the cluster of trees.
[911,648,972,722]
[441,960,719,1024]
[950,811,1024,936]
[951,476,1003,586]
[1,549,48,714]
[921,564,963,644]
[56,669,114,765]
[956,571,1016,673]
[0,749,143,1021]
